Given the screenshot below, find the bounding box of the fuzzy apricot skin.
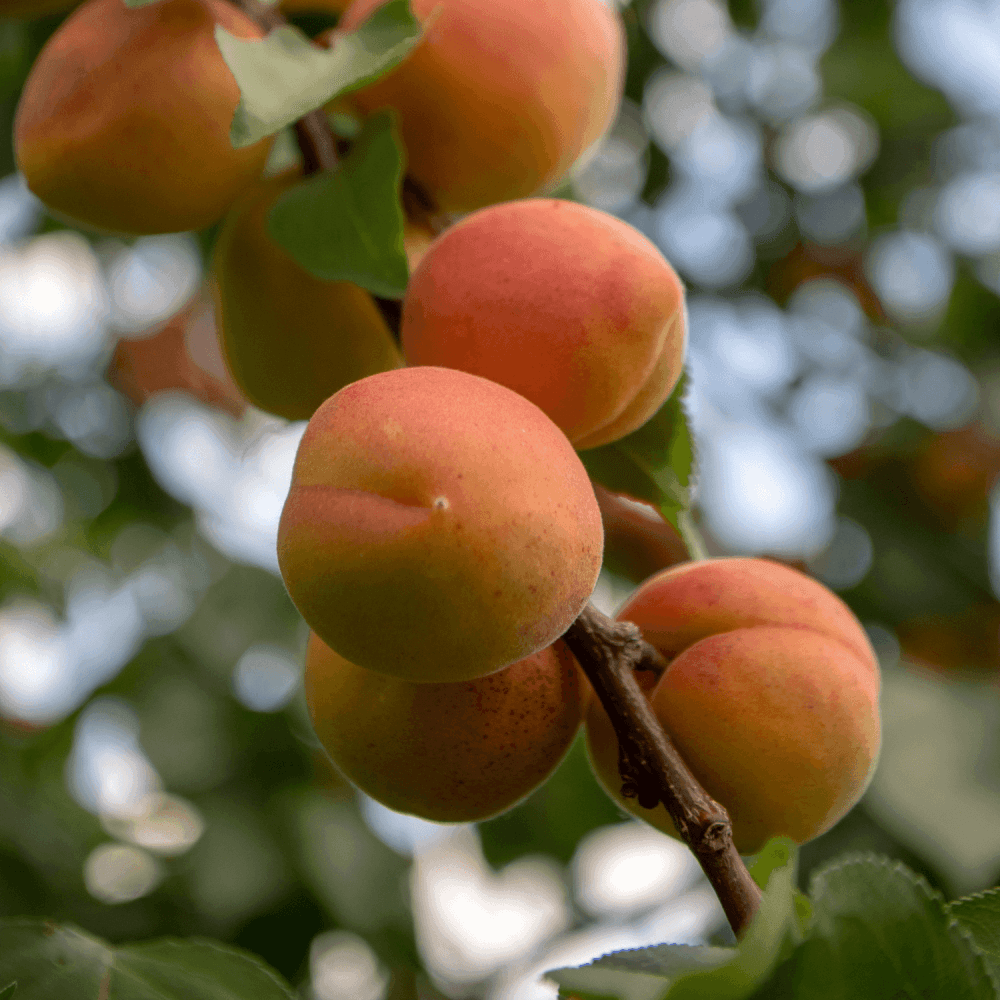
[212,172,436,421]
[402,199,687,449]
[586,558,881,854]
[14,0,272,236]
[333,0,625,213]
[306,634,584,820]
[278,367,604,684]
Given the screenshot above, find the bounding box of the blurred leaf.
[950,889,1000,983]
[746,840,812,936]
[268,110,408,297]
[863,666,1000,897]
[548,839,801,1000]
[579,372,705,558]
[283,789,411,933]
[0,920,296,997]
[753,856,999,999]
[479,733,624,868]
[0,983,14,1000]
[218,0,423,148]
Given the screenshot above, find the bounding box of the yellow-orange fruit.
[278,366,604,683]
[109,284,247,418]
[306,633,584,820]
[333,0,625,212]
[402,199,687,449]
[14,0,272,235]
[213,172,436,421]
[586,558,881,854]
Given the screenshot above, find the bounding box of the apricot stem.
[562,603,763,938]
[593,483,689,581]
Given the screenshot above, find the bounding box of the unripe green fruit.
[212,172,433,421]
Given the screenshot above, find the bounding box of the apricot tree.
[2,0,998,998]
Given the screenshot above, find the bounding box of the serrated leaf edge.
[807,852,1000,998]
[950,887,1000,910]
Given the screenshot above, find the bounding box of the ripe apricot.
[402,199,687,449]
[213,172,437,421]
[586,558,881,854]
[14,0,272,235]
[332,0,625,212]
[306,633,584,820]
[278,366,603,683]
[110,285,247,418]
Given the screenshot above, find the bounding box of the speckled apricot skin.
[333,0,625,213]
[306,633,584,820]
[402,199,687,448]
[586,558,881,854]
[14,0,272,236]
[278,366,604,683]
[213,172,430,421]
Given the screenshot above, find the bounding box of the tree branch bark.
[561,603,762,938]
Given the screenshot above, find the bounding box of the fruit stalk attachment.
[562,603,763,937]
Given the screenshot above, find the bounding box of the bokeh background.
[1,0,999,996]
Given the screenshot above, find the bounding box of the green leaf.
[267,110,409,298]
[0,920,297,999]
[578,371,706,560]
[0,983,15,1000]
[754,855,999,999]
[549,839,801,1000]
[217,0,424,148]
[950,889,1000,985]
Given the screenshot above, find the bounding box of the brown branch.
[562,603,762,938]
[402,176,449,237]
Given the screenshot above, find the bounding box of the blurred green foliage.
[0,0,999,996]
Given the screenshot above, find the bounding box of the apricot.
[278,366,603,683]
[586,558,881,854]
[332,0,625,213]
[401,199,687,449]
[213,171,436,421]
[110,284,247,418]
[306,633,584,820]
[14,0,273,235]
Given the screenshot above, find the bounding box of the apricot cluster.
[586,558,881,854]
[11,0,884,843]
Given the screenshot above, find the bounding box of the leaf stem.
[561,603,763,938]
